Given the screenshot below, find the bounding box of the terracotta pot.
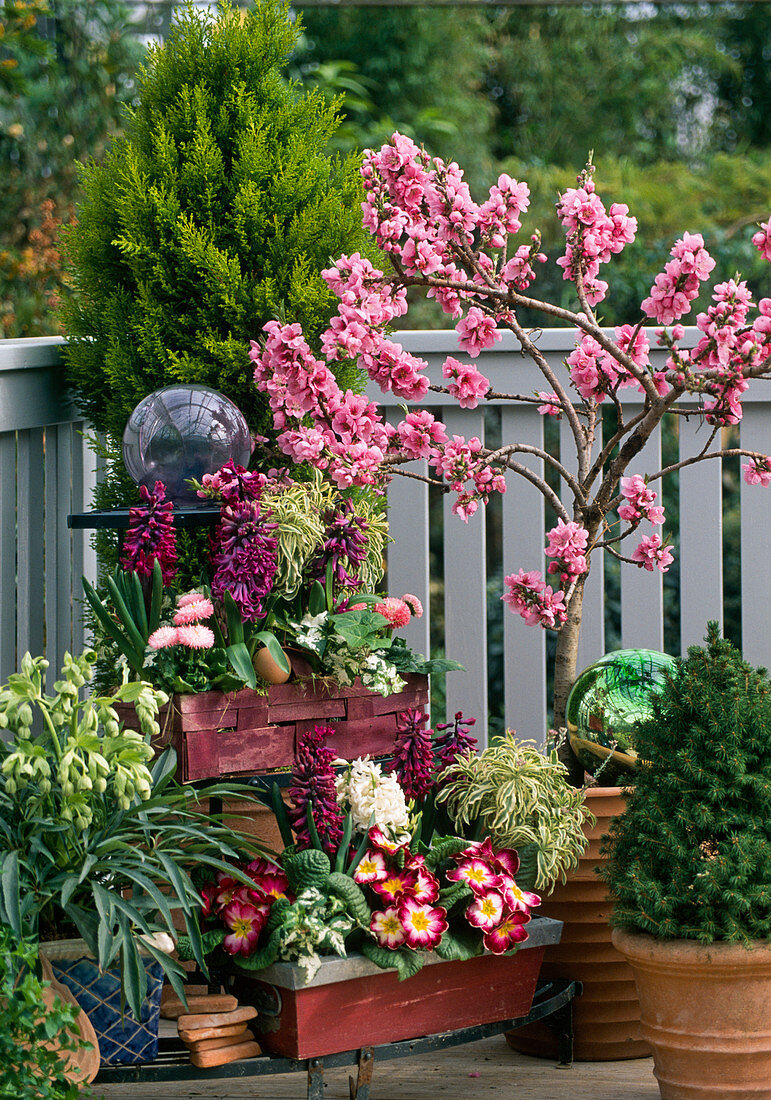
[38,955,100,1084]
[612,928,771,1099]
[506,786,650,1061]
[253,645,291,685]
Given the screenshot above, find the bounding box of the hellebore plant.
[249,133,771,766]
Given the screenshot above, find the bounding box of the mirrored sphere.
[122,385,251,502]
[566,648,675,780]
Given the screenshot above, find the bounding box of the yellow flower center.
[232,917,253,937]
[409,911,429,932]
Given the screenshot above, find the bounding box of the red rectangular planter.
[230,917,563,1059]
[114,674,428,782]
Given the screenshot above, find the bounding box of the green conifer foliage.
[603,623,771,945]
[59,0,371,441]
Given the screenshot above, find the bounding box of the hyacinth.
[289,725,344,854]
[433,711,478,772]
[308,498,370,590]
[121,480,178,585]
[210,498,278,622]
[388,707,435,801]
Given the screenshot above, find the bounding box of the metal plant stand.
[95,978,581,1099]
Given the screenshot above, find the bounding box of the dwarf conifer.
[603,622,771,944]
[60,0,372,442]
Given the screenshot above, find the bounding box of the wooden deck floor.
[96,1038,660,1100]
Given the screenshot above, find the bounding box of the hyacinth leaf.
[270,782,295,849]
[334,813,354,874]
[306,802,323,851]
[308,580,326,618]
[223,591,245,645]
[105,573,148,656]
[252,631,290,674]
[126,570,149,639]
[225,641,257,689]
[346,818,375,876]
[148,558,164,635]
[82,575,145,673]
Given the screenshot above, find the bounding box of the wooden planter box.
[115,674,428,783]
[229,916,563,1059]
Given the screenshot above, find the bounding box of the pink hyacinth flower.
[370,907,407,949]
[398,898,448,950]
[482,911,531,954]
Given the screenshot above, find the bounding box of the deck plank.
[96,1036,659,1100]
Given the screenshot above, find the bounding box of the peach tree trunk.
[553,573,587,785]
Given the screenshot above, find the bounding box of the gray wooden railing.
[0,338,97,689]
[1,333,768,748]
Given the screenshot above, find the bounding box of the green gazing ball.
[566,649,675,781]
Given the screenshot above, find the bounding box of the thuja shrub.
[603,622,771,944]
[60,0,372,441]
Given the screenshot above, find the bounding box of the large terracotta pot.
[612,928,771,1099]
[507,785,650,1061]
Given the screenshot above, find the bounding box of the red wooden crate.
[231,917,563,1059]
[114,674,428,782]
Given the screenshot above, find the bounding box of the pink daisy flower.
[147,625,179,650]
[399,898,448,949]
[482,912,531,955]
[353,849,389,885]
[446,857,499,895]
[405,854,440,903]
[173,596,214,624]
[177,591,207,608]
[401,593,424,618]
[489,846,520,878]
[176,624,215,649]
[199,882,218,918]
[465,891,505,931]
[371,907,407,949]
[221,898,269,957]
[215,874,240,909]
[373,597,412,629]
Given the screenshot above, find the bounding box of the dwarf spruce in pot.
[602,622,771,944]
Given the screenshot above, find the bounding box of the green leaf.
[127,570,149,639]
[155,852,195,915]
[271,782,295,849]
[120,919,148,1021]
[223,591,244,645]
[1,851,21,937]
[150,748,178,792]
[334,813,354,874]
[82,576,145,672]
[308,580,326,617]
[226,641,257,688]
[148,559,164,635]
[106,573,148,655]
